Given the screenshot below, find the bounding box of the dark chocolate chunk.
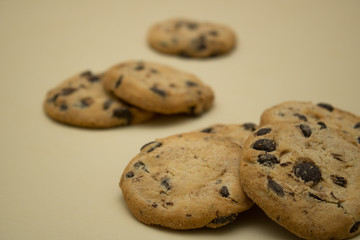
[208,30,218,36]
[200,127,213,133]
[332,153,344,161]
[186,80,198,87]
[243,123,257,132]
[112,107,132,125]
[152,202,158,208]
[133,161,146,169]
[354,122,360,129]
[150,86,167,97]
[210,213,237,225]
[161,178,171,191]
[48,93,59,103]
[330,175,347,188]
[358,136,360,144]
[350,221,360,233]
[186,22,198,30]
[257,154,279,167]
[189,105,197,115]
[125,171,134,178]
[252,139,276,152]
[256,128,272,136]
[179,51,191,58]
[308,192,324,201]
[317,103,334,112]
[88,75,100,82]
[317,121,327,129]
[299,124,312,138]
[268,178,284,197]
[293,162,322,184]
[103,99,113,110]
[61,87,77,96]
[80,70,92,77]
[134,64,144,71]
[280,162,292,167]
[192,35,207,51]
[80,97,94,108]
[186,214,192,218]
[146,142,162,153]
[220,186,229,197]
[140,141,155,151]
[115,75,123,88]
[293,113,308,122]
[166,201,173,206]
[60,103,68,111]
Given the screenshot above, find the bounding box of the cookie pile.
[43,61,214,128]
[119,101,360,240]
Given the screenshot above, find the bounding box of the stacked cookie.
[43,61,214,128]
[120,101,360,240]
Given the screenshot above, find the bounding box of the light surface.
[0,0,359,239]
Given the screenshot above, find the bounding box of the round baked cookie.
[120,132,253,230]
[240,122,360,240]
[199,123,258,147]
[260,101,360,146]
[43,71,154,128]
[147,18,236,58]
[102,61,214,115]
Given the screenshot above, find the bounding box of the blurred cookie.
[240,122,360,240]
[199,122,258,146]
[102,61,214,115]
[120,132,253,230]
[260,101,360,145]
[148,18,236,58]
[44,71,154,128]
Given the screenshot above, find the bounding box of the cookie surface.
[147,18,236,58]
[120,132,253,230]
[240,122,360,240]
[199,123,258,147]
[260,101,360,145]
[102,61,214,115]
[43,71,154,128]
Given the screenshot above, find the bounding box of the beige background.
[1,0,359,239]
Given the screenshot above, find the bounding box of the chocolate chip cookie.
[199,123,258,146]
[120,132,253,230]
[102,61,214,115]
[43,71,154,128]
[147,18,236,58]
[260,101,360,146]
[240,122,360,240]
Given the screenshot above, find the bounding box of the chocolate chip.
[192,35,207,51]
[166,201,173,206]
[299,124,312,138]
[330,175,347,187]
[103,99,113,110]
[133,161,146,169]
[354,122,360,129]
[80,70,92,77]
[243,123,257,132]
[317,103,334,112]
[332,153,344,161]
[317,121,327,129]
[140,141,155,151]
[293,113,308,121]
[210,213,237,225]
[146,142,162,153]
[152,202,158,208]
[150,86,167,97]
[350,221,360,233]
[252,139,276,152]
[80,97,94,108]
[88,75,100,82]
[161,178,171,191]
[208,30,218,36]
[186,214,192,218]
[256,128,272,136]
[61,87,77,96]
[60,103,68,111]
[112,107,132,125]
[186,80,198,87]
[201,127,213,133]
[220,186,229,197]
[125,171,134,178]
[257,154,279,167]
[358,136,360,144]
[189,105,197,115]
[179,51,191,58]
[293,162,322,184]
[134,64,144,71]
[115,75,123,88]
[48,93,59,103]
[268,178,284,197]
[186,22,198,30]
[280,162,292,167]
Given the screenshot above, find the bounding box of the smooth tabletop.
[0,0,359,239]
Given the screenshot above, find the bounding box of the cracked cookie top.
[240,122,360,240]
[120,132,253,230]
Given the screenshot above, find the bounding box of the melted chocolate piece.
[293,162,322,184]
[48,93,60,103]
[354,122,360,129]
[193,35,207,51]
[103,99,113,110]
[256,128,272,136]
[317,121,327,129]
[330,175,347,187]
[186,80,198,87]
[150,86,167,97]
[268,178,284,197]
[61,87,77,96]
[243,123,257,131]
[125,171,134,178]
[80,70,92,77]
[219,186,229,197]
[257,154,279,167]
[293,113,308,121]
[115,75,123,88]
[210,213,237,225]
[140,141,155,151]
[308,192,324,201]
[252,139,276,152]
[60,103,68,111]
[299,124,312,138]
[317,103,334,112]
[350,221,360,233]
[200,127,213,133]
[161,178,171,191]
[146,142,162,153]
[80,97,94,108]
[112,107,132,124]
